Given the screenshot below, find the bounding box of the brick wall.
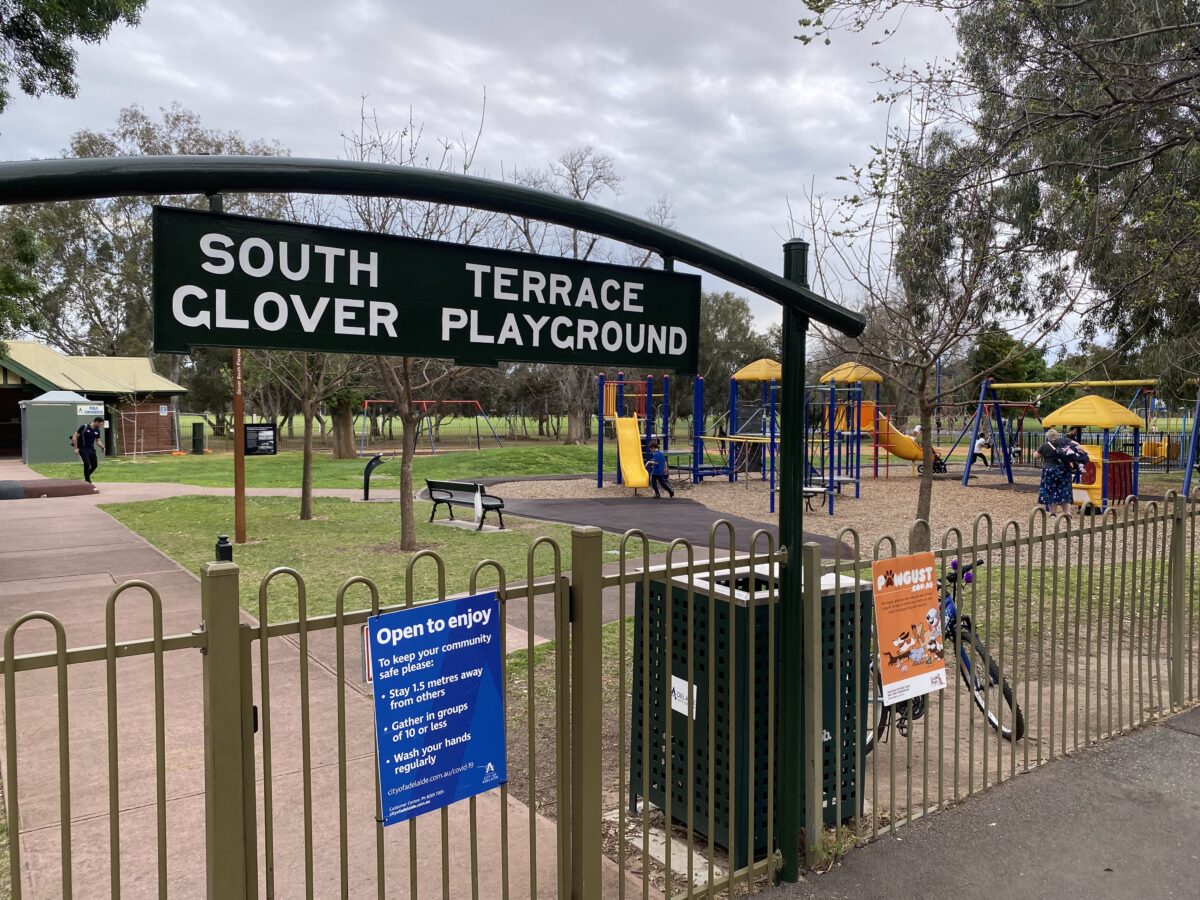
[116,398,177,454]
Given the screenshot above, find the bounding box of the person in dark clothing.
[1037,428,1074,516]
[72,416,105,483]
[647,440,674,498]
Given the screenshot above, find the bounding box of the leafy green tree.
[0,224,41,352]
[686,291,776,423]
[0,103,287,377]
[0,0,146,113]
[798,0,1200,377]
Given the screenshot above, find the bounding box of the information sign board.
[368,592,507,826]
[243,423,277,456]
[153,207,700,372]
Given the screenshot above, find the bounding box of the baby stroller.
[917,450,948,475]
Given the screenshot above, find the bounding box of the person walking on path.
[1037,428,1074,517]
[72,416,105,483]
[647,440,675,499]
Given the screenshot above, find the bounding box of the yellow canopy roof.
[1041,395,1145,430]
[820,362,883,384]
[731,358,781,382]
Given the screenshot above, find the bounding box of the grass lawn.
[35,445,615,490]
[103,495,648,621]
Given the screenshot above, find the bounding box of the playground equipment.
[613,415,651,490]
[962,379,1156,486]
[1042,395,1144,510]
[358,399,503,455]
[596,372,672,487]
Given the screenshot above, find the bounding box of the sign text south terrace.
[152,207,701,372]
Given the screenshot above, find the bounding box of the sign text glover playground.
[152,207,701,371]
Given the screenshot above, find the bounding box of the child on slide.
[648,440,675,499]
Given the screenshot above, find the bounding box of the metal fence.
[1,499,1197,898]
[821,492,1200,848]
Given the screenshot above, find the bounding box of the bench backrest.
[427,479,482,498]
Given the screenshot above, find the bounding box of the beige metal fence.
[1,498,1197,898]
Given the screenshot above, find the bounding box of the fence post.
[1169,495,1186,709]
[200,561,258,899]
[802,542,824,865]
[569,527,603,899]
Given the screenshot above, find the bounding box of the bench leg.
[429,503,437,523]
[476,511,485,531]
[448,505,455,521]
[496,511,504,530]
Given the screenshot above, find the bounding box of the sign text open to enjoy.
[152,207,701,372]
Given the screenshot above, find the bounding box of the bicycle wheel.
[959,630,1025,741]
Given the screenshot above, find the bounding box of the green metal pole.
[778,239,811,881]
[801,542,825,865]
[569,526,604,898]
[200,561,258,899]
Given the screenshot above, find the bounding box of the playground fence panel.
[2,499,1197,897]
[820,492,1200,843]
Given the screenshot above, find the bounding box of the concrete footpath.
[0,459,643,897]
[766,706,1200,900]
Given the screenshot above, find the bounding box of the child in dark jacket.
[648,440,674,498]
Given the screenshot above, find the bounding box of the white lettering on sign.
[171,286,400,338]
[435,306,689,359]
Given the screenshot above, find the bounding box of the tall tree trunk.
[914,375,935,551]
[299,402,316,521]
[330,400,357,459]
[398,409,419,550]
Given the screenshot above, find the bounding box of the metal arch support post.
[596,373,606,488]
[962,379,990,485]
[778,238,810,882]
[1184,386,1200,496]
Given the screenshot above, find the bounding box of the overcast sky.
[0,0,955,327]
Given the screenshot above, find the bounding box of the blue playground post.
[1101,427,1110,509]
[1184,387,1200,496]
[963,379,990,485]
[662,375,670,452]
[693,376,705,484]
[769,381,778,513]
[645,374,654,445]
[596,372,606,488]
[827,381,835,516]
[873,382,881,479]
[854,383,862,498]
[990,390,1014,483]
[728,378,739,482]
[1132,425,1141,498]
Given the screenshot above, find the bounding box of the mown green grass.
[35,445,616,490]
[103,495,651,621]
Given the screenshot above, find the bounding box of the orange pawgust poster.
[872,552,948,704]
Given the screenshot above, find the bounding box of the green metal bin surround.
[629,565,872,869]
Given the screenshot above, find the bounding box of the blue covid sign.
[368,592,507,826]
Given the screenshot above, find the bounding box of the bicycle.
[865,558,1025,752]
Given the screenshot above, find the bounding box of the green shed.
[19,391,108,465]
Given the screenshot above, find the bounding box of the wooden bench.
[426,479,506,530]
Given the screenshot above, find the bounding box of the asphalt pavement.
[766,707,1200,900]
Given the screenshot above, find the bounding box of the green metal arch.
[0,155,864,336]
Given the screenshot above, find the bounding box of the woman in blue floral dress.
[1037,428,1074,515]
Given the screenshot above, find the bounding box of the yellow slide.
[614,416,650,488]
[875,412,924,462]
